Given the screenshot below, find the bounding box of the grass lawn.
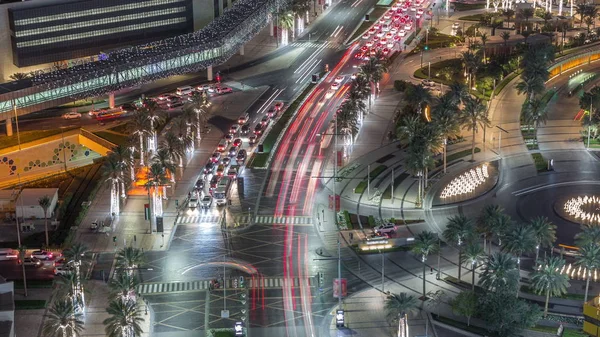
[14,300,47,310]
[410,33,461,55]
[348,7,388,42]
[531,153,548,172]
[248,83,316,168]
[355,181,368,194]
[494,70,520,96]
[13,279,54,289]
[432,315,489,336]
[458,14,485,21]
[0,128,78,151]
[452,2,486,11]
[94,131,128,146]
[213,330,235,337]
[531,325,586,337]
[584,138,600,148]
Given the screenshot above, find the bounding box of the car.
[415,13,421,19]
[238,113,249,124]
[382,24,390,32]
[382,48,391,55]
[54,257,67,265]
[452,22,460,29]
[365,40,373,47]
[334,76,345,84]
[362,33,370,39]
[325,90,335,99]
[236,149,247,162]
[404,24,412,30]
[374,223,397,235]
[224,134,234,142]
[422,79,435,87]
[31,250,53,260]
[232,138,242,147]
[217,87,233,94]
[167,101,184,109]
[368,28,377,35]
[398,30,406,37]
[384,12,392,20]
[197,84,213,92]
[189,197,198,208]
[209,175,220,191]
[216,164,226,176]
[19,257,41,267]
[393,35,402,41]
[240,124,250,135]
[376,30,385,38]
[354,52,364,59]
[385,32,394,39]
[331,82,340,90]
[228,146,239,157]
[229,124,240,135]
[54,265,72,276]
[417,8,424,15]
[266,108,276,118]
[274,102,285,111]
[195,179,205,191]
[410,6,416,11]
[260,115,270,126]
[200,195,212,208]
[62,112,82,120]
[204,162,215,174]
[210,152,221,163]
[227,166,239,178]
[254,124,264,135]
[221,157,232,166]
[249,135,258,144]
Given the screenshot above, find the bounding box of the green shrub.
[14,300,47,310]
[394,80,409,92]
[368,215,376,228]
[531,153,548,172]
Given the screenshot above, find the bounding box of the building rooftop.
[16,188,58,206]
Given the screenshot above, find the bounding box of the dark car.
[204,162,215,174]
[121,103,136,113]
[254,123,264,135]
[195,179,205,191]
[228,146,239,158]
[241,124,250,135]
[236,149,247,163]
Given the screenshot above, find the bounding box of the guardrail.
[80,128,116,151]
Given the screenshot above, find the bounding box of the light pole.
[12,103,21,150]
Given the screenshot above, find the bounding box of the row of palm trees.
[276,0,312,46]
[42,245,146,337]
[102,92,210,223]
[396,82,490,205]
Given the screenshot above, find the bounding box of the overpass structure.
[0,0,288,119]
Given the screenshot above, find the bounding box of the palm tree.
[160,131,185,168]
[139,100,164,154]
[38,195,51,247]
[503,9,515,27]
[178,108,198,151]
[10,72,29,81]
[479,252,519,292]
[516,75,545,102]
[462,243,485,290]
[278,12,294,45]
[145,162,169,230]
[478,204,504,253]
[128,111,151,166]
[480,33,488,64]
[359,57,386,111]
[42,298,84,337]
[109,145,133,198]
[501,31,511,54]
[405,84,433,114]
[396,115,425,146]
[522,98,549,142]
[446,82,468,106]
[103,300,144,337]
[186,91,208,142]
[109,272,140,304]
[576,225,600,247]
[531,256,570,317]
[292,0,311,32]
[115,247,145,275]
[62,243,89,311]
[461,51,481,90]
[519,8,534,28]
[432,94,460,173]
[412,231,439,298]
[529,216,556,263]
[102,156,124,217]
[152,147,177,184]
[350,74,371,100]
[18,245,27,297]
[55,271,85,311]
[460,96,491,161]
[576,4,588,28]
[443,215,476,281]
[576,243,600,303]
[503,223,536,269]
[385,293,419,336]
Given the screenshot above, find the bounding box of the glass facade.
[8,0,194,67]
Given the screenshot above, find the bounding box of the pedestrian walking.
[349,232,354,242]
[430,267,433,274]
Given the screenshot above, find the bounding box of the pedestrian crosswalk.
[176,215,221,224]
[175,214,313,225]
[289,41,335,48]
[137,277,312,294]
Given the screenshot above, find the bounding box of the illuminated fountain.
[440,164,489,199]
[563,195,600,226]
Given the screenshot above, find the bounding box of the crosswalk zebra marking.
[137,277,313,294]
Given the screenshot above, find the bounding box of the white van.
[0,248,18,261]
[176,86,194,96]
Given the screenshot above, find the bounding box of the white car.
[351,73,358,80]
[422,79,435,87]
[331,82,341,90]
[54,265,72,276]
[374,223,397,235]
[325,90,335,99]
[200,195,212,209]
[376,30,385,38]
[366,40,374,47]
[62,112,82,120]
[410,6,416,11]
[384,13,392,20]
[398,30,406,37]
[404,24,412,30]
[452,22,460,29]
[417,8,424,15]
[334,76,345,84]
[189,197,199,208]
[31,250,53,260]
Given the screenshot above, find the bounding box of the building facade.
[0,0,227,81]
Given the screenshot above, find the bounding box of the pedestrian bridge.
[0,0,288,119]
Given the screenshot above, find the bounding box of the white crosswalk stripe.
[289,41,335,48]
[176,215,221,224]
[254,216,313,225]
[137,277,313,294]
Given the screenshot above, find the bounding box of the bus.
[214,177,232,206]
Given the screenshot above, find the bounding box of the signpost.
[336,310,345,328]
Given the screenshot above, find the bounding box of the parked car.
[374,223,397,235]
[31,250,53,260]
[200,195,213,209]
[62,112,82,120]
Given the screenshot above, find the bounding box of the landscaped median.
[354,164,388,193]
[247,83,317,168]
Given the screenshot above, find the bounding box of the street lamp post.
[12,103,21,150]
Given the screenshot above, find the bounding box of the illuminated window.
[15,7,187,38]
[14,0,186,26]
[17,18,187,48]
